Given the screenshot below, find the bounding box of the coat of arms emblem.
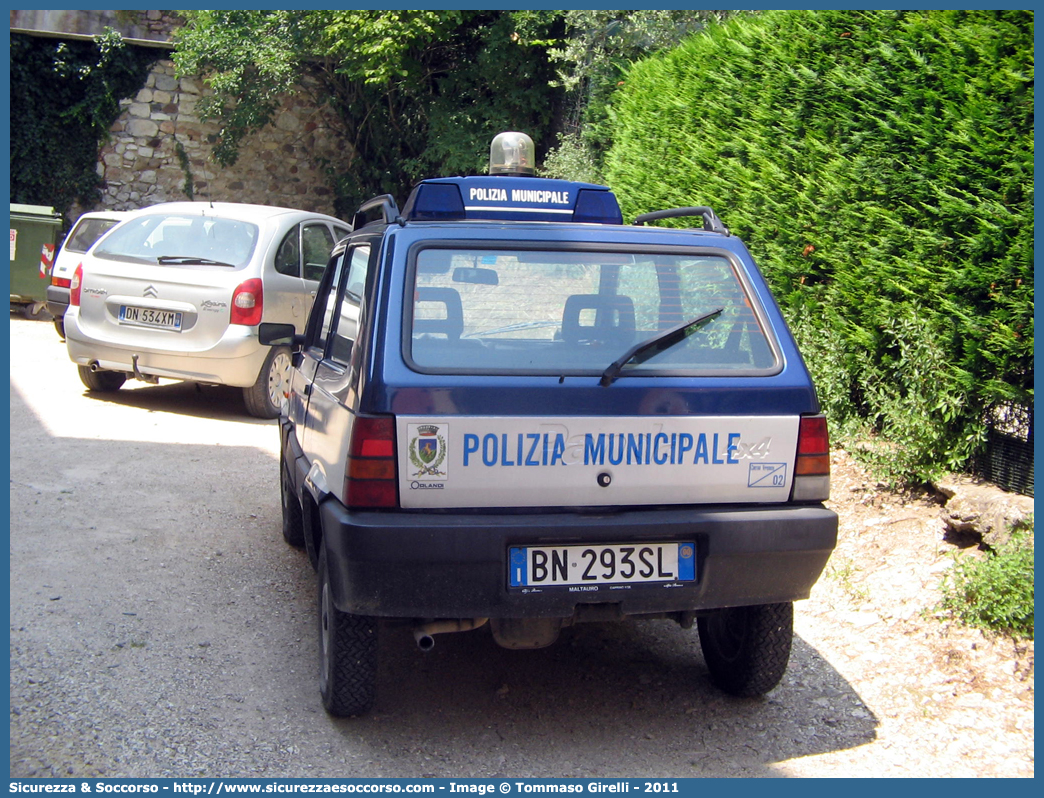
[409,423,447,478]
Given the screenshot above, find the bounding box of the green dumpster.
[10,203,63,319]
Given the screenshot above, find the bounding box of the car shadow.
[341,618,877,777]
[79,379,274,424]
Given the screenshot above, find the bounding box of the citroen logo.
[143,285,158,298]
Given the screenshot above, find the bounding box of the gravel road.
[8,316,1033,778]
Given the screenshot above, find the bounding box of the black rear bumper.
[318,496,837,620]
[45,285,69,319]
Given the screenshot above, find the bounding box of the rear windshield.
[64,217,122,254]
[408,246,778,376]
[94,214,259,267]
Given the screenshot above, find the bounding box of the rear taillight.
[792,415,830,502]
[52,275,71,288]
[70,264,83,306]
[344,415,398,509]
[230,278,263,326]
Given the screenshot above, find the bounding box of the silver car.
[64,202,351,418]
[47,210,132,339]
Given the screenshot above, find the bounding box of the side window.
[65,218,120,253]
[329,245,371,366]
[275,225,301,277]
[345,245,370,299]
[302,223,336,282]
[313,251,347,354]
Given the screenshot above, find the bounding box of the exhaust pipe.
[412,618,488,652]
[415,633,435,653]
[88,360,101,372]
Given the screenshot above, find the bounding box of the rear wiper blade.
[599,307,723,387]
[156,255,236,267]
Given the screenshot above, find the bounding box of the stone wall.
[10,9,178,45]
[129,9,181,40]
[90,59,354,223]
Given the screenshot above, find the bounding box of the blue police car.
[260,132,838,716]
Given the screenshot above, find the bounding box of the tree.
[537,10,745,182]
[173,10,563,214]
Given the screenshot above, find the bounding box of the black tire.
[53,318,66,339]
[280,459,306,548]
[77,365,127,393]
[302,497,320,573]
[697,602,793,697]
[22,302,50,321]
[318,548,378,717]
[243,345,292,419]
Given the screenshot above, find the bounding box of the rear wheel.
[697,602,793,697]
[53,318,65,339]
[21,302,49,321]
[318,548,378,717]
[243,346,291,419]
[77,365,126,393]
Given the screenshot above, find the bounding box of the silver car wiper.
[156,255,236,267]
[599,307,723,387]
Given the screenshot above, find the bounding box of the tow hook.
[131,354,159,384]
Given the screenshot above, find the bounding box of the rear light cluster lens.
[344,415,399,509]
[230,278,263,326]
[792,415,831,502]
[70,264,83,306]
[52,276,71,288]
[795,415,830,475]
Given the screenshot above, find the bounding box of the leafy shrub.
[939,521,1034,639]
[604,10,1033,483]
[541,132,602,183]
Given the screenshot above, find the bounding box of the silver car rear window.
[94,214,259,267]
[64,218,122,254]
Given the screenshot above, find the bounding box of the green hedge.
[604,10,1033,482]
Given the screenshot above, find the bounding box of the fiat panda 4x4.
[260,133,838,716]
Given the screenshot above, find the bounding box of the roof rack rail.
[353,194,404,229]
[633,206,729,235]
